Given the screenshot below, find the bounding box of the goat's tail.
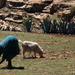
[18,39,23,44]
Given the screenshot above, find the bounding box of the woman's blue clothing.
[0,36,20,60]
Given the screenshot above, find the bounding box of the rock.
[7,0,53,13]
[50,3,70,14]
[15,27,22,32]
[0,20,22,31]
[50,4,58,14]
[32,3,45,12]
[53,0,63,4]
[43,5,51,13]
[4,17,23,24]
[30,13,48,20]
[0,13,8,20]
[13,15,23,20]
[57,11,63,18]
[42,0,53,5]
[25,3,45,13]
[25,0,53,13]
[0,11,23,23]
[25,0,53,4]
[61,14,74,22]
[0,25,9,31]
[9,26,22,32]
[62,10,70,14]
[0,21,9,31]
[7,0,24,7]
[9,25,15,31]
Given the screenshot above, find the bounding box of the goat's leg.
[28,52,31,57]
[23,50,25,58]
[39,53,44,58]
[34,52,36,58]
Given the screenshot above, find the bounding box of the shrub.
[23,15,32,32]
[40,16,51,33]
[51,19,59,33]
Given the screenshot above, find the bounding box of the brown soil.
[48,33,75,37]
[32,32,75,37]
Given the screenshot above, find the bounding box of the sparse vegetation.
[40,16,51,33]
[40,16,75,34]
[23,15,32,32]
[0,31,75,75]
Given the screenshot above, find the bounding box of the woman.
[0,35,20,68]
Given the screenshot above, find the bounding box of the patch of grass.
[0,31,75,75]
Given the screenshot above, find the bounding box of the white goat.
[18,40,45,58]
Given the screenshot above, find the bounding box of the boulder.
[25,0,53,13]
[0,11,23,23]
[0,25,9,31]
[0,13,8,20]
[7,0,53,12]
[4,17,23,24]
[15,27,22,32]
[30,13,48,20]
[42,0,53,5]
[0,21,9,31]
[25,0,53,4]
[0,20,22,31]
[50,4,58,14]
[9,26,22,31]
[50,3,70,14]
[61,14,74,22]
[25,3,45,13]
[7,0,24,7]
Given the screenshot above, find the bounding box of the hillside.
[0,0,75,32]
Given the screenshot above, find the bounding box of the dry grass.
[0,31,75,75]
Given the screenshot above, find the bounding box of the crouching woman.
[0,35,20,68]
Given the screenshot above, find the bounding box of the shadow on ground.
[0,66,24,70]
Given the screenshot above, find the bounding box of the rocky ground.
[0,0,75,32]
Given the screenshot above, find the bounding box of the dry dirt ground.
[32,32,75,38]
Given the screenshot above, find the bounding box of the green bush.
[23,15,32,32]
[59,20,68,34]
[51,19,59,33]
[40,15,75,35]
[40,16,51,33]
